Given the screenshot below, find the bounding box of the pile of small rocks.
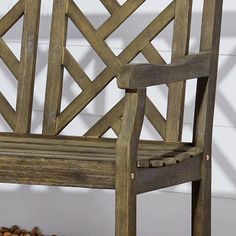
[0,226,56,236]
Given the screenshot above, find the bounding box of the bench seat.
[0,134,202,193]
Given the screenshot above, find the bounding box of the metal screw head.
[131,173,135,179]
[206,155,210,161]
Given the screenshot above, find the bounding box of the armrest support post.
[115,88,146,235]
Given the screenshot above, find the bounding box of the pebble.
[0,226,57,236]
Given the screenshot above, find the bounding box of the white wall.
[0,0,235,235]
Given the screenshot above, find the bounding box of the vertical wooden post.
[165,0,192,142]
[43,0,68,135]
[115,89,146,236]
[15,0,41,134]
[192,0,223,235]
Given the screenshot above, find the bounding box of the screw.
[131,173,135,179]
[206,155,210,161]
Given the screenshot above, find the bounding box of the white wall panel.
[0,185,235,236]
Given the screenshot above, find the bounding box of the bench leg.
[115,185,137,236]
[192,177,211,236]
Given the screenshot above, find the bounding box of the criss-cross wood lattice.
[0,0,223,235]
[43,0,192,141]
[0,0,40,134]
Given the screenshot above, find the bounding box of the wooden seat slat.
[0,136,202,167]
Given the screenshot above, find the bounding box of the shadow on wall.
[0,8,236,236]
[0,184,235,236]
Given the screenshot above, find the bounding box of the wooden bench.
[0,0,223,235]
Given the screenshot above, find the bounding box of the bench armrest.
[117,52,211,89]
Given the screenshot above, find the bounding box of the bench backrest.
[0,0,223,146]
[43,0,222,144]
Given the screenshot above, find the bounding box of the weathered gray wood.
[145,98,166,139]
[0,154,115,189]
[0,0,40,133]
[63,48,91,89]
[0,93,16,130]
[0,38,20,79]
[84,99,125,138]
[137,156,201,194]
[0,152,202,191]
[192,0,223,236]
[0,133,197,150]
[0,1,223,236]
[15,0,41,134]
[44,0,175,135]
[0,137,202,167]
[0,0,25,37]
[165,0,193,142]
[43,0,68,135]
[97,0,145,39]
[116,89,146,236]
[118,53,211,89]
[99,0,120,15]
[68,0,122,75]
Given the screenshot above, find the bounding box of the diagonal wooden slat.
[57,69,115,133]
[142,42,167,65]
[97,0,145,39]
[63,47,122,137]
[0,0,40,134]
[97,0,167,138]
[68,0,122,75]
[0,38,20,79]
[0,92,16,130]
[142,42,169,90]
[63,0,144,88]
[63,0,160,138]
[111,118,122,136]
[63,48,91,90]
[145,98,166,139]
[0,0,25,37]
[100,0,121,15]
[84,98,125,138]
[142,42,168,138]
[56,2,175,133]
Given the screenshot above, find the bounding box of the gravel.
[0,226,57,236]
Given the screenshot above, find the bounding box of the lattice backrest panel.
[43,0,193,140]
[0,0,40,134]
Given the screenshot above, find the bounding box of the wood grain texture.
[0,1,223,235]
[0,0,40,133]
[0,38,20,79]
[118,53,211,89]
[192,0,223,235]
[137,155,201,194]
[0,93,16,130]
[15,0,41,134]
[99,0,120,15]
[43,0,68,135]
[43,0,175,136]
[84,98,125,138]
[165,0,192,142]
[0,133,202,189]
[115,89,146,236]
[0,0,25,37]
